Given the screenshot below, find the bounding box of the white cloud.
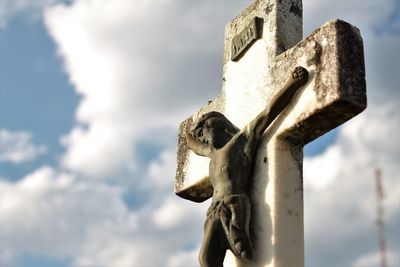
[141,149,176,191]
[0,161,208,267]
[0,249,15,267]
[43,0,250,179]
[304,145,344,189]
[0,129,47,164]
[304,102,400,265]
[167,248,199,267]
[0,166,136,265]
[152,197,203,230]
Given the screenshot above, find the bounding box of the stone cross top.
[175,0,366,266]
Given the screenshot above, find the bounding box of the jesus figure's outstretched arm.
[246,66,308,141]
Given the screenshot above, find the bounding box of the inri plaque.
[231,17,263,62]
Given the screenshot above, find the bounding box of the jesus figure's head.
[190,111,239,149]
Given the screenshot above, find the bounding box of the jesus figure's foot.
[229,225,253,261]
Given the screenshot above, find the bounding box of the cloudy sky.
[0,0,399,266]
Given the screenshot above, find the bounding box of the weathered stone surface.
[175,18,366,203]
[270,19,366,145]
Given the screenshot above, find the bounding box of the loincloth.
[205,194,252,260]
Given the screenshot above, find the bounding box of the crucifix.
[175,1,366,266]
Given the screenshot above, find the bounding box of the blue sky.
[0,12,78,181]
[0,0,399,267]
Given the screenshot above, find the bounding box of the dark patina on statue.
[186,67,308,267]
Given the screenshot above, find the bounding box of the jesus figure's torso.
[209,131,257,200]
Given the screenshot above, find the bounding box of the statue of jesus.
[186,66,308,267]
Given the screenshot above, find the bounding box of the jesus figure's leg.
[199,215,228,267]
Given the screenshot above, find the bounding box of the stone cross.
[175,0,366,266]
